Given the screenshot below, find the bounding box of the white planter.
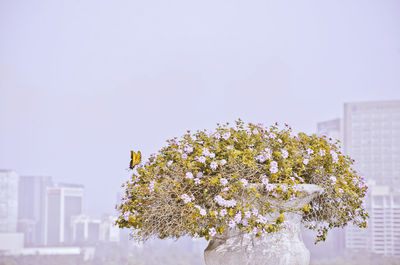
[204,184,323,265]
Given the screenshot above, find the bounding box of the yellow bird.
[130,151,141,169]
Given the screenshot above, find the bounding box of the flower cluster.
[116,119,368,243]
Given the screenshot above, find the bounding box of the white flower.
[197,172,203,178]
[281,149,289,159]
[219,209,227,217]
[210,161,218,170]
[185,172,194,179]
[181,153,188,160]
[330,150,339,163]
[194,178,201,184]
[222,187,229,192]
[222,132,231,140]
[270,167,278,174]
[209,228,217,237]
[244,211,251,218]
[234,213,242,223]
[330,176,337,183]
[200,208,207,216]
[241,218,248,226]
[197,156,206,163]
[319,149,326,156]
[167,161,173,166]
[256,215,268,224]
[261,175,269,185]
[220,178,228,186]
[303,159,309,165]
[181,194,193,204]
[307,148,314,155]
[229,220,236,228]
[265,183,276,192]
[184,145,193,153]
[269,133,276,139]
[252,208,259,216]
[214,195,236,207]
[203,148,211,156]
[252,129,258,135]
[270,161,278,168]
[277,139,282,143]
[220,159,227,166]
[227,145,234,150]
[149,181,155,192]
[240,178,248,187]
[209,152,215,158]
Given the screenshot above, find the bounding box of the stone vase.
[204,184,323,265]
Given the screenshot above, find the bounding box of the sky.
[0,0,399,216]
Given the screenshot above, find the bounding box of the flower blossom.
[281,149,289,159]
[319,149,326,156]
[181,153,188,160]
[219,209,227,217]
[167,161,173,166]
[181,194,194,204]
[197,156,206,163]
[194,178,201,184]
[197,172,203,178]
[220,159,227,166]
[184,145,193,153]
[256,215,268,224]
[222,132,231,140]
[240,179,248,187]
[303,159,309,165]
[220,178,228,186]
[307,148,314,155]
[270,161,279,174]
[210,161,218,170]
[330,176,337,183]
[214,195,236,208]
[149,181,155,192]
[185,172,194,179]
[209,228,217,237]
[209,152,216,158]
[234,213,242,223]
[330,150,339,163]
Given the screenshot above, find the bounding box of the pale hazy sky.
[1,0,399,215]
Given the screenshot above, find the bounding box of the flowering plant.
[116,120,368,243]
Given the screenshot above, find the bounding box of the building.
[343,100,400,187]
[345,183,400,256]
[99,215,120,243]
[71,215,101,244]
[316,118,341,143]
[0,170,24,250]
[0,170,19,232]
[18,175,53,246]
[319,100,400,256]
[45,183,84,245]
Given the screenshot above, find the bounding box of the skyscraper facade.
[343,100,400,187]
[18,175,53,246]
[341,100,400,256]
[0,170,19,232]
[45,183,84,245]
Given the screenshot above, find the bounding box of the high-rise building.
[316,118,341,142]
[18,175,53,246]
[0,170,24,250]
[333,100,400,256]
[44,183,84,245]
[345,183,400,256]
[71,215,101,244]
[343,100,400,187]
[0,170,19,232]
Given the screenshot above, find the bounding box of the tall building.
[0,170,19,232]
[339,100,400,256]
[45,183,84,245]
[71,215,101,244]
[316,118,341,142]
[0,170,24,250]
[18,175,53,246]
[343,100,400,187]
[345,183,400,256]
